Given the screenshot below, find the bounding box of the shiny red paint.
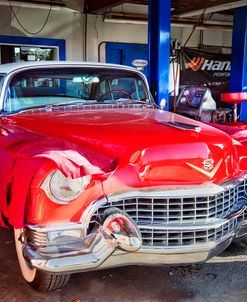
[1,107,246,227]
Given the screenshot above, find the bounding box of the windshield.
[4,67,150,113]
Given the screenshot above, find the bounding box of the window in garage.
[1,45,54,64]
[0,35,65,64]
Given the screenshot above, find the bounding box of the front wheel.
[14,228,70,291]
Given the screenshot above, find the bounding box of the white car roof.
[0,61,139,75]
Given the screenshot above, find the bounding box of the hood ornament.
[202,158,214,171]
[185,158,223,179]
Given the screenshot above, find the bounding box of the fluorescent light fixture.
[104,12,148,25]
[171,18,233,31]
[104,17,148,25]
[104,11,233,31]
[171,23,232,32]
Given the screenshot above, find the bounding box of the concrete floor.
[1,227,247,302]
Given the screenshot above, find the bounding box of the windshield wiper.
[101,98,148,105]
[50,99,98,108]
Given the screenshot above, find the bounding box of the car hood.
[4,107,239,184]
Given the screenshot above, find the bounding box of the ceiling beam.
[85,0,134,14]
[0,0,71,10]
[175,0,247,17]
[3,0,65,7]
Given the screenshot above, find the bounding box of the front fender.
[0,128,117,228]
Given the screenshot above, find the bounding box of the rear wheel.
[14,228,70,291]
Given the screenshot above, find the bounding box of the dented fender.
[0,125,117,228]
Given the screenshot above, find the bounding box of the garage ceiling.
[4,0,247,16]
[84,0,245,15]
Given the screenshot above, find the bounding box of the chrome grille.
[89,178,247,248]
[140,219,238,247]
[91,179,247,225]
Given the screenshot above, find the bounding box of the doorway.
[106,42,148,77]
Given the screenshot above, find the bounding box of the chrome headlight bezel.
[41,170,91,204]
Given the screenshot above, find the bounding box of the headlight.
[42,170,91,204]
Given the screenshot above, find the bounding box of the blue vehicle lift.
[230,7,247,120]
[148,2,247,118]
[148,0,171,109]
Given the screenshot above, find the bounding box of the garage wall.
[87,14,232,62]
[171,12,232,49]
[172,27,232,51]
[86,14,148,62]
[0,4,233,63]
[86,5,233,62]
[0,6,84,61]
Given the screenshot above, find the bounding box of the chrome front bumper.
[23,206,247,274]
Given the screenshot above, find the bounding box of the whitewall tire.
[14,228,70,291]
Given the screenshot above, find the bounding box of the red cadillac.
[0,61,247,291]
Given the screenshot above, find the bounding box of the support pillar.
[230,7,247,120]
[148,0,171,109]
